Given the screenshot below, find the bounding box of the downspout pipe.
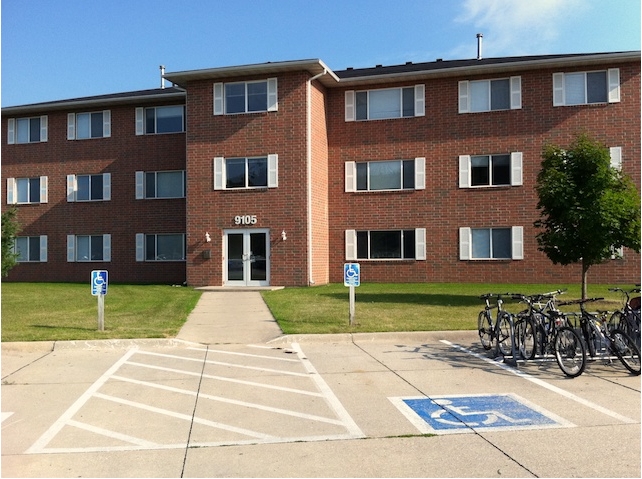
[306,69,327,285]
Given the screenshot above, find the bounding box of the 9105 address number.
[234,215,257,225]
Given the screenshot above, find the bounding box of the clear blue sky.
[1,0,640,107]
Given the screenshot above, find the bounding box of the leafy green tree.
[535,134,641,298]
[1,208,20,277]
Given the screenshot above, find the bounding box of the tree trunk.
[581,260,589,300]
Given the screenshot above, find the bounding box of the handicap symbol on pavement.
[389,393,574,435]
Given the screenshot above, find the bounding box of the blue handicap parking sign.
[344,263,360,287]
[390,393,573,434]
[91,270,108,296]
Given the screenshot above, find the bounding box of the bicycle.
[563,297,641,376]
[607,287,640,349]
[512,291,586,377]
[477,293,514,356]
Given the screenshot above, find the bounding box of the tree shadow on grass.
[319,292,481,307]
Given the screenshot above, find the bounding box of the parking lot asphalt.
[1,290,640,478]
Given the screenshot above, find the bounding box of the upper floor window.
[345,228,426,261]
[6,176,48,204]
[345,85,425,121]
[67,173,111,202]
[213,78,278,115]
[459,226,523,260]
[67,111,111,139]
[7,116,48,144]
[136,233,186,261]
[15,235,47,262]
[135,105,185,135]
[213,155,278,190]
[459,77,521,113]
[553,69,620,106]
[67,234,111,262]
[459,152,522,188]
[135,171,186,199]
[345,158,425,192]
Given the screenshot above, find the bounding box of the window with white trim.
[213,78,278,115]
[213,155,278,190]
[345,85,425,121]
[345,158,425,191]
[459,226,523,260]
[135,105,185,135]
[14,236,47,262]
[7,116,48,144]
[345,228,426,260]
[135,171,185,199]
[67,173,111,202]
[459,152,522,188]
[67,111,111,139]
[609,146,622,171]
[459,77,521,113]
[6,177,48,204]
[553,69,620,106]
[67,234,111,262]
[136,233,186,261]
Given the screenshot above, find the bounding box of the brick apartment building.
[2,51,640,287]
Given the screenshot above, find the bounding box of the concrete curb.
[1,338,202,352]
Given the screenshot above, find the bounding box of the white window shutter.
[40,235,48,262]
[40,116,48,142]
[135,171,145,199]
[458,81,469,113]
[345,230,357,260]
[459,155,470,188]
[7,178,16,204]
[268,154,278,187]
[214,157,225,190]
[213,83,224,115]
[415,157,425,190]
[136,234,145,261]
[7,118,15,144]
[103,110,111,137]
[267,78,278,111]
[67,235,76,262]
[415,228,426,260]
[67,113,76,140]
[553,73,564,106]
[414,84,425,116]
[512,226,524,260]
[511,152,523,186]
[345,91,355,121]
[609,147,622,170]
[39,176,48,203]
[459,227,471,260]
[103,234,111,262]
[135,107,144,135]
[103,173,111,200]
[510,76,522,109]
[345,161,356,192]
[608,68,620,103]
[67,175,76,202]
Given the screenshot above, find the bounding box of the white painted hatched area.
[26,343,364,454]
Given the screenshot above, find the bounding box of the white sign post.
[91,270,108,331]
[344,263,360,326]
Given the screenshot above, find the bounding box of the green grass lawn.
[1,282,632,342]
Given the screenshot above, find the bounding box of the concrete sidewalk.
[176,288,285,345]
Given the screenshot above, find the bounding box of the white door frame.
[223,229,270,287]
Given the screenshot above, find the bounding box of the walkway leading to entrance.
[176,289,284,345]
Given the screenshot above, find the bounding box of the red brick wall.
[326,61,641,285]
[1,98,187,284]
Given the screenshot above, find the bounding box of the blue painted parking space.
[390,393,574,435]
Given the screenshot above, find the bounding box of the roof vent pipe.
[476,33,483,60]
[160,65,165,89]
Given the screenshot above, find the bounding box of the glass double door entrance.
[224,229,269,286]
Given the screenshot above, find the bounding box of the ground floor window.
[345,228,426,260]
[459,226,523,260]
[15,236,47,262]
[136,233,185,261]
[67,234,111,262]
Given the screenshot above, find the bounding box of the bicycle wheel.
[478,310,493,350]
[553,326,586,378]
[516,317,536,360]
[497,312,514,356]
[609,328,641,375]
[610,311,641,349]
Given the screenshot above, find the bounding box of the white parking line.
[441,340,637,424]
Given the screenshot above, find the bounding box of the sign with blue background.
[344,263,360,287]
[91,270,108,296]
